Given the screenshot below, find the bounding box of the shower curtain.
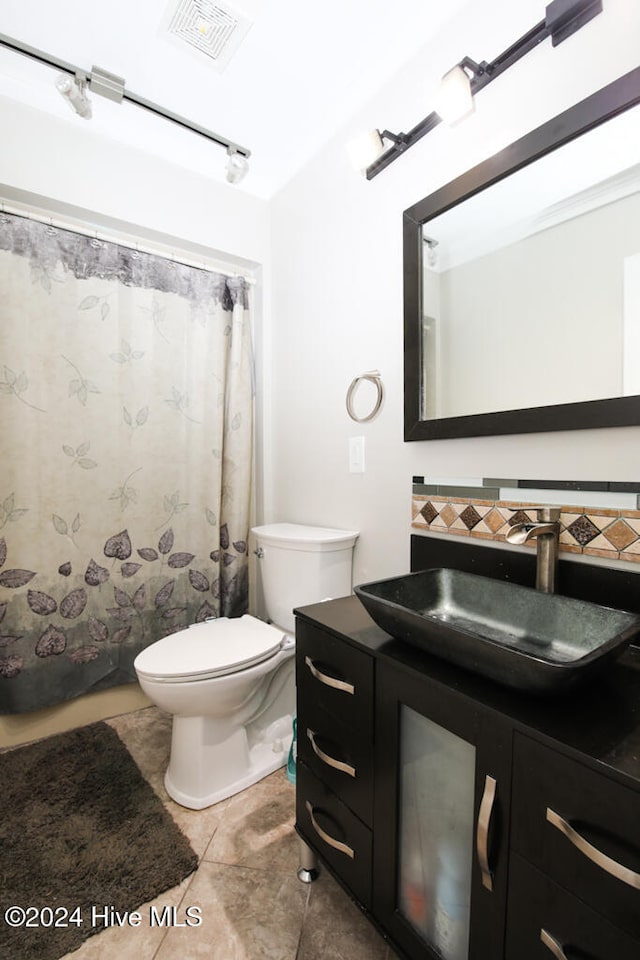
[0,211,253,714]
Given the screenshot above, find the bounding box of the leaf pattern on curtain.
[0,212,253,714]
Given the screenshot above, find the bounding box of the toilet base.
[164,714,293,810]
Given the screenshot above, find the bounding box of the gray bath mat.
[0,720,198,960]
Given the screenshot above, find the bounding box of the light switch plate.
[349,436,365,473]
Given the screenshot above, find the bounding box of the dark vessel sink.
[354,568,640,695]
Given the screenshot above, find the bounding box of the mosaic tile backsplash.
[411,494,640,565]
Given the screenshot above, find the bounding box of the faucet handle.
[513,505,561,523]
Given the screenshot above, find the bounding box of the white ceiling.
[0,0,470,199]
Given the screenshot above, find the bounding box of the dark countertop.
[295,595,640,791]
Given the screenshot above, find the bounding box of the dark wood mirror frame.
[404,66,640,441]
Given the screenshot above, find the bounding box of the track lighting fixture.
[346,129,384,172]
[55,73,92,119]
[348,0,603,179]
[0,31,251,185]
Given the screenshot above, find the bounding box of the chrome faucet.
[505,506,561,593]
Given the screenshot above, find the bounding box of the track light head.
[346,129,410,172]
[55,73,92,119]
[435,63,476,125]
[347,129,385,171]
[225,148,249,184]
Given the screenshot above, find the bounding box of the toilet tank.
[252,523,359,633]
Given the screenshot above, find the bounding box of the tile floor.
[60,706,400,960]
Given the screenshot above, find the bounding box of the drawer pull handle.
[546,807,640,890]
[477,774,497,892]
[304,656,355,695]
[307,728,356,778]
[305,801,355,859]
[540,929,568,960]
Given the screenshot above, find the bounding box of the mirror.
[404,67,640,440]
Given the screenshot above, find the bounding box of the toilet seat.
[134,614,289,683]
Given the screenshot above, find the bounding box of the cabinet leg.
[297,838,319,883]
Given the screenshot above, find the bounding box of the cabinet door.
[512,733,640,941]
[374,660,511,960]
[506,853,640,960]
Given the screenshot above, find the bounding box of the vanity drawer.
[296,620,374,735]
[512,733,640,939]
[297,700,374,825]
[296,761,372,909]
[505,852,640,960]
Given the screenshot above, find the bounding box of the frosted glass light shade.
[435,65,475,125]
[347,129,384,172]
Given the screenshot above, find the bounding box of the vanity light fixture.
[0,31,251,184]
[349,0,603,179]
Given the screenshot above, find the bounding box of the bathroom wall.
[268,0,640,587]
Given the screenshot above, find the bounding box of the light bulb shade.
[346,129,384,172]
[55,74,92,119]
[226,150,249,184]
[435,65,474,125]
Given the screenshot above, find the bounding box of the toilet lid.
[134,615,287,682]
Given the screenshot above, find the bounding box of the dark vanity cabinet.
[294,596,640,960]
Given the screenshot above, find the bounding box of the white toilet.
[134,523,358,809]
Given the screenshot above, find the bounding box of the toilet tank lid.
[251,523,359,551]
[134,615,285,680]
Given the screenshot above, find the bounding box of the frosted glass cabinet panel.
[398,706,476,960]
[374,658,510,960]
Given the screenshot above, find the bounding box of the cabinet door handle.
[546,808,640,890]
[304,656,355,695]
[307,728,356,778]
[305,801,355,859]
[540,929,569,960]
[476,774,497,892]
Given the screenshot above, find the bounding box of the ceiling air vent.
[166,0,252,70]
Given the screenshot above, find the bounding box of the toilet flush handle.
[254,547,264,558]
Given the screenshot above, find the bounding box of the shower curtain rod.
[0,200,256,284]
